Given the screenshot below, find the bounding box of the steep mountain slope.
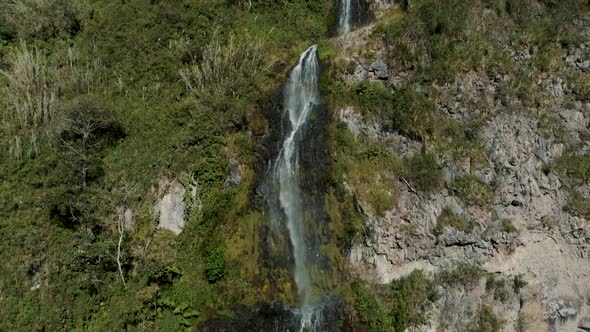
[0,0,588,331]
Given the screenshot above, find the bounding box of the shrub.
[0,14,16,42]
[468,305,504,332]
[552,154,590,185]
[351,281,393,332]
[433,208,470,236]
[485,275,510,303]
[385,88,436,140]
[377,0,482,83]
[501,219,517,233]
[342,202,364,243]
[513,274,527,293]
[50,96,124,187]
[206,245,226,283]
[449,175,494,207]
[4,0,87,39]
[347,82,436,140]
[436,263,482,289]
[404,151,444,193]
[349,81,394,117]
[551,154,590,218]
[564,191,590,220]
[389,270,438,331]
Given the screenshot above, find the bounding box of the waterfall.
[272,45,320,330]
[338,0,352,33]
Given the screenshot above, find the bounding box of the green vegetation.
[501,218,517,233]
[351,281,393,332]
[485,275,511,303]
[449,176,495,207]
[332,121,403,218]
[468,305,504,332]
[403,150,444,193]
[552,154,590,184]
[1,0,589,330]
[389,270,439,332]
[350,270,439,332]
[433,208,470,236]
[551,153,590,218]
[0,0,337,329]
[513,274,527,293]
[345,81,436,141]
[436,263,483,289]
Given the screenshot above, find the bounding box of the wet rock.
[198,297,343,332]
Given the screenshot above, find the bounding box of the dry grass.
[179,32,266,98]
[0,42,104,158]
[2,42,57,128]
[1,42,57,157]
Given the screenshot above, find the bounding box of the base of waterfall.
[296,302,325,332]
[197,296,345,332]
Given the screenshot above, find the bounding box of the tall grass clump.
[1,42,57,158]
[179,32,266,98]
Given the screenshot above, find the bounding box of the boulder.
[370,59,388,80]
[155,179,186,235]
[579,317,590,331]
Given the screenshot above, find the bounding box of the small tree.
[4,0,87,39]
[51,96,124,188]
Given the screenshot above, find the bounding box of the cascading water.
[272,45,321,331]
[338,0,352,33]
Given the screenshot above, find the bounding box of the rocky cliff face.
[335,9,590,331]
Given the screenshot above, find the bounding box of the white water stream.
[273,45,321,331]
[338,0,352,33]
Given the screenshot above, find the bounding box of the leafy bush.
[377,0,482,83]
[513,274,527,293]
[389,270,438,331]
[385,88,436,140]
[351,281,393,332]
[468,305,504,332]
[501,218,517,233]
[4,0,87,39]
[433,208,470,236]
[347,82,436,140]
[564,191,590,220]
[552,154,590,185]
[50,96,124,188]
[206,245,226,283]
[0,14,16,42]
[404,150,444,193]
[342,202,364,243]
[485,275,510,302]
[449,175,494,207]
[551,154,590,218]
[436,262,482,289]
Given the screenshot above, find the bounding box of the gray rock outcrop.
[155,179,186,235]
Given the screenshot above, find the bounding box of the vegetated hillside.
[0,0,588,331]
